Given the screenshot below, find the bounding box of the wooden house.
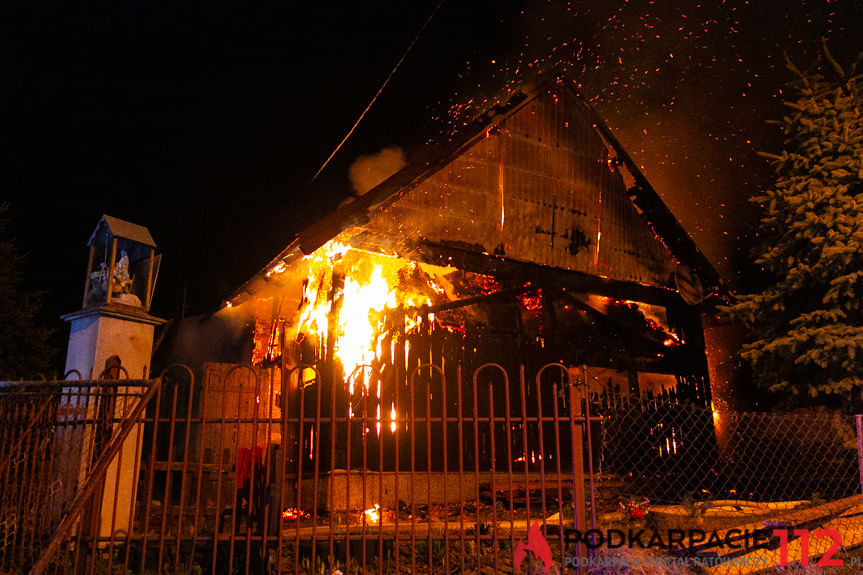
[206,77,728,511]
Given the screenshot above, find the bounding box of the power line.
[307,0,445,186]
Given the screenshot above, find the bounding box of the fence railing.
[3,364,863,574]
[0,377,154,573]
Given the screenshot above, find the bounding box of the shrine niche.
[84,214,160,311]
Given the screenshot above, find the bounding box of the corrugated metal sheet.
[365,88,674,287]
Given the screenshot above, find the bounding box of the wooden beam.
[145,248,155,310]
[105,237,118,305]
[82,244,95,308]
[573,89,729,300]
[415,285,533,314]
[349,233,683,308]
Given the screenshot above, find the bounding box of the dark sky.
[3,1,861,344]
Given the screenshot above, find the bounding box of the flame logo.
[514,522,552,574]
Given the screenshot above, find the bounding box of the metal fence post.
[581,366,597,534]
[856,415,863,499]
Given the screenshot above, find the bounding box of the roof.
[231,76,727,304]
[88,214,157,248]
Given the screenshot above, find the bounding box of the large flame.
[338,264,397,385]
[293,239,452,402]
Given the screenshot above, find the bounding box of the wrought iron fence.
[3,365,863,574]
[1,362,591,575]
[0,377,153,573]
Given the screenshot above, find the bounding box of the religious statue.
[87,250,142,307]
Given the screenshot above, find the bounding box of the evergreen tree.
[726,45,862,400]
[0,203,55,379]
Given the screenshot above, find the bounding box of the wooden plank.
[279,516,568,540]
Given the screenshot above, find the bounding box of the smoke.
[155,300,255,371]
[348,146,406,196]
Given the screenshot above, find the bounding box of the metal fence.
[3,365,863,574]
[590,401,863,573]
[0,376,154,573]
[597,403,860,505]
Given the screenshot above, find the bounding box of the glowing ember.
[517,289,542,312]
[281,507,310,521]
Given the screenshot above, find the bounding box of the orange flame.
[363,504,380,525]
[294,240,454,424]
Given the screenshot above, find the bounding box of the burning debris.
[281,507,311,522]
[362,504,381,525]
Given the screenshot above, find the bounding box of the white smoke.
[348,146,406,196]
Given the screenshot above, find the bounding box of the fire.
[292,239,455,426]
[281,507,310,521]
[295,241,451,380]
[338,264,398,384]
[363,504,381,525]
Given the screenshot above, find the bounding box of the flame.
[338,265,397,383]
[295,241,449,379]
[376,403,381,436]
[281,507,310,521]
[363,504,380,525]
[267,261,287,278]
[293,239,455,424]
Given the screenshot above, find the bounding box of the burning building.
[209,77,727,514]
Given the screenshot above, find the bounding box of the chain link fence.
[590,402,863,573]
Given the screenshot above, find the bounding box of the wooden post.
[105,238,118,304]
[82,244,95,308]
[145,248,155,310]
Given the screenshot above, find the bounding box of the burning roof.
[230,76,726,310]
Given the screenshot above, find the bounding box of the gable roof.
[88,214,157,248]
[230,77,727,305]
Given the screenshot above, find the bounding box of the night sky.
[3,1,861,355]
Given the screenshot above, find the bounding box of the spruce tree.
[0,203,55,379]
[726,46,863,400]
